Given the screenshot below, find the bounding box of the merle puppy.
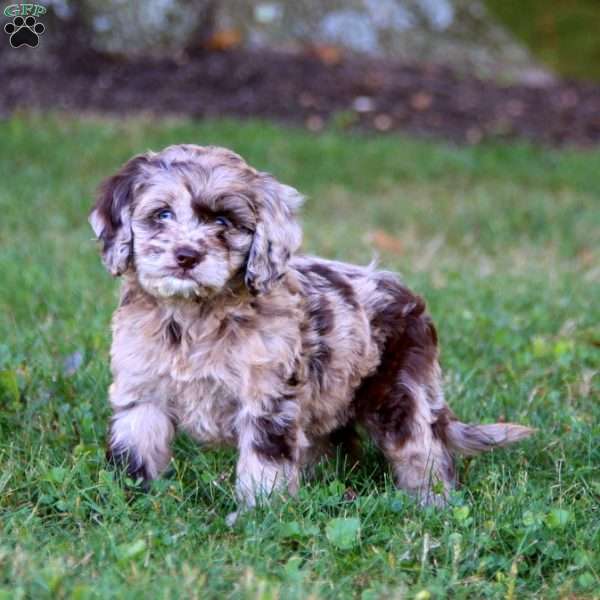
[90,144,532,511]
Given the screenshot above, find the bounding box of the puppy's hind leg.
[356,299,454,505]
[108,401,175,486]
[366,379,455,506]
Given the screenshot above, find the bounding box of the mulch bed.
[2,45,600,146]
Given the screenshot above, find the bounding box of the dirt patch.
[2,45,600,146]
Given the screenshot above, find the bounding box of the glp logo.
[3,3,46,47]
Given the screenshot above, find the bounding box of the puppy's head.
[89,145,303,299]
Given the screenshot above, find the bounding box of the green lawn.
[0,115,599,599]
[485,0,600,82]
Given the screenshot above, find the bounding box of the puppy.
[90,144,533,510]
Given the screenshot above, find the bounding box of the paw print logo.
[4,15,45,48]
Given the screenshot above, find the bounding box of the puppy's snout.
[174,246,203,270]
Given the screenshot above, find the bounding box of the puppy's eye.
[156,209,173,221]
[215,215,231,227]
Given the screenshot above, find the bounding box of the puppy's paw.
[106,445,151,490]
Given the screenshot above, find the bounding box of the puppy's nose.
[174,246,203,270]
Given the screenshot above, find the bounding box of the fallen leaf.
[578,247,595,267]
[410,91,433,111]
[203,29,243,52]
[366,229,404,255]
[305,44,344,66]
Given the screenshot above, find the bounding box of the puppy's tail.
[445,421,534,456]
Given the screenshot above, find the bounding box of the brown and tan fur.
[89,144,533,512]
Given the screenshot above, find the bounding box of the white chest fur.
[172,376,239,445]
[110,295,300,446]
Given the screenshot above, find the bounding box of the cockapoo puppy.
[90,144,532,511]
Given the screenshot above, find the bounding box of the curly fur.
[90,144,533,509]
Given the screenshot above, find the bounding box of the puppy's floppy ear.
[245,174,303,295]
[89,154,150,276]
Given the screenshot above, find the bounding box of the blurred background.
[2,0,600,145]
[1,2,599,598]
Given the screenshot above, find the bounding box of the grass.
[0,115,599,599]
[485,0,600,82]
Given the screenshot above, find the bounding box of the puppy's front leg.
[108,399,175,485]
[234,410,301,509]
